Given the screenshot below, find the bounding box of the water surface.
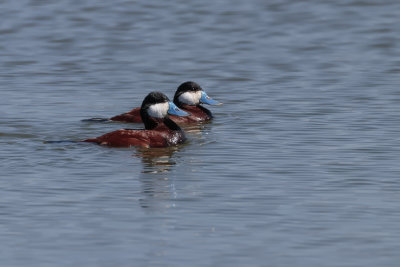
[1,0,400,266]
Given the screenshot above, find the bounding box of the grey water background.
[1,0,400,266]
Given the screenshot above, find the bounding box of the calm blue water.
[1,0,400,266]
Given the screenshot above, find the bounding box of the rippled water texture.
[1,0,400,266]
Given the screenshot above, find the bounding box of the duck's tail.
[81,138,99,143]
[81,117,110,123]
[44,140,80,144]
[44,139,99,144]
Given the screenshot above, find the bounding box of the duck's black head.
[173,81,202,107]
[141,92,170,111]
[140,91,188,130]
[173,81,220,107]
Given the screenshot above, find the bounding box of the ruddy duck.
[110,81,220,124]
[83,92,188,148]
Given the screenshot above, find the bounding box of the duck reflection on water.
[134,145,180,174]
[134,145,183,210]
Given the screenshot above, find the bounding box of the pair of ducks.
[83,81,221,148]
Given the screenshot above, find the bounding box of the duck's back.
[110,107,142,123]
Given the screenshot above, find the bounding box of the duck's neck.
[142,110,182,131]
[162,117,182,131]
[176,102,213,119]
[197,105,213,119]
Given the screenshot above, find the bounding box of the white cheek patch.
[147,102,169,118]
[178,91,202,105]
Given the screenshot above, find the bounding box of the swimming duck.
[83,92,188,148]
[110,81,220,124]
